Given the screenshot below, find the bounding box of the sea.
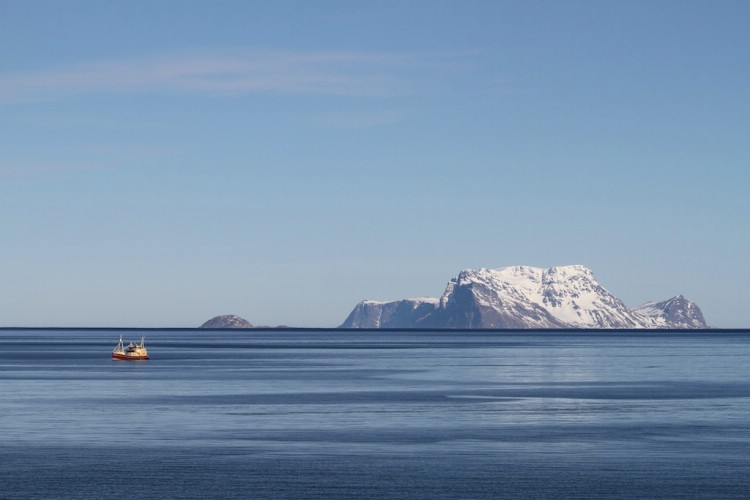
[1,328,750,499]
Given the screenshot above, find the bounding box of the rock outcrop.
[200,315,253,329]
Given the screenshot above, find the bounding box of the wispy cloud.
[0,48,472,104]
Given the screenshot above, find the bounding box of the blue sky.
[1,1,748,327]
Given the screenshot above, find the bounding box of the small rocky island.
[199,315,253,329]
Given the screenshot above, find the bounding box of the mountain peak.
[634,295,707,329]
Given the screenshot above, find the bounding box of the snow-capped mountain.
[200,315,253,329]
[340,265,709,329]
[633,295,707,329]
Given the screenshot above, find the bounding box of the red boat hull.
[112,353,149,360]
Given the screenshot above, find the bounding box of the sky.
[1,0,748,328]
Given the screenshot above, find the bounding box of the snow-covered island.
[340,265,708,329]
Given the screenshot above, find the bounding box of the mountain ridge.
[341,265,708,329]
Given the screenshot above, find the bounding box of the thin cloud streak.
[0,49,472,103]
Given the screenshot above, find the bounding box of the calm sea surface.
[1,329,750,499]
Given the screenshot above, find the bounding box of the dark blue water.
[1,329,750,499]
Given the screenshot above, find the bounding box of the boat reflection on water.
[112,335,149,360]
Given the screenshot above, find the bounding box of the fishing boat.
[112,335,149,360]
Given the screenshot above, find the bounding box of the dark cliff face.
[200,315,253,329]
[436,280,483,328]
[434,277,566,329]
